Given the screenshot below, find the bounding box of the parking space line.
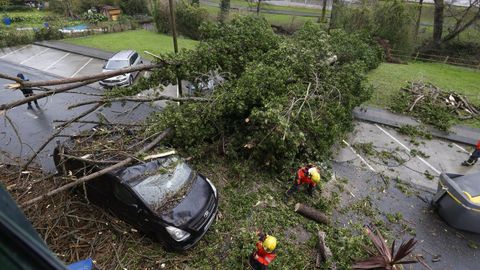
[20,48,50,65]
[70,58,93,78]
[342,140,377,172]
[375,124,441,175]
[452,143,469,154]
[0,45,28,59]
[45,53,71,70]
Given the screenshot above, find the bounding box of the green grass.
[202,4,317,28]
[64,30,199,59]
[367,62,480,128]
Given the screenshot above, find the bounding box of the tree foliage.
[146,17,382,171]
[335,1,415,55]
[120,0,149,15]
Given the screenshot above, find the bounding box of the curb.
[354,106,480,146]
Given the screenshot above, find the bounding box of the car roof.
[109,50,136,61]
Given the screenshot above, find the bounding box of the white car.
[100,50,142,88]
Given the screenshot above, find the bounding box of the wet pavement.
[0,45,175,173]
[336,121,480,192]
[333,161,480,270]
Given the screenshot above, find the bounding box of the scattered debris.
[315,230,336,269]
[401,82,479,118]
[391,82,480,131]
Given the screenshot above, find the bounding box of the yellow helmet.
[263,235,277,253]
[309,168,320,184]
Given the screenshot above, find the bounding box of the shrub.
[175,1,209,40]
[0,29,34,47]
[82,11,107,24]
[335,1,415,56]
[34,26,64,41]
[151,0,170,33]
[120,0,149,15]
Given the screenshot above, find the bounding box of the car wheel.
[128,76,133,86]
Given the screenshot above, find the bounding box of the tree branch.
[21,103,104,170]
[68,95,210,109]
[0,78,99,112]
[3,63,163,88]
[22,128,172,206]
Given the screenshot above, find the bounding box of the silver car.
[100,50,142,88]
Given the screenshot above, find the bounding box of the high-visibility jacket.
[254,241,277,266]
[296,167,317,186]
[476,140,480,150]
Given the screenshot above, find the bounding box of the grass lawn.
[64,30,199,59]
[367,61,480,128]
[201,4,317,27]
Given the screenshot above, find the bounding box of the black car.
[53,148,218,251]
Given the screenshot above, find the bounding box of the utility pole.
[168,0,182,97]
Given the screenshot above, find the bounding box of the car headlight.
[205,178,217,198]
[166,226,190,241]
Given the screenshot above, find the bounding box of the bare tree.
[432,0,480,46]
[442,0,480,43]
[433,0,445,45]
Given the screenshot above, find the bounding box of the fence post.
[443,56,449,64]
[414,51,419,61]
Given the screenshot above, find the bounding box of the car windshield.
[126,158,194,213]
[105,60,129,70]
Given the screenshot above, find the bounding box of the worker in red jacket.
[249,232,277,270]
[286,164,321,196]
[462,140,480,166]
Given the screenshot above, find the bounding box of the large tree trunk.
[433,0,444,46]
[219,0,230,22]
[294,203,329,224]
[329,0,340,30]
[415,0,424,39]
[320,0,328,23]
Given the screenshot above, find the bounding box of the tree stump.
[294,203,329,225]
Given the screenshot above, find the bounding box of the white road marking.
[452,143,469,154]
[20,48,49,65]
[375,124,441,175]
[70,58,93,77]
[45,53,70,70]
[342,139,377,172]
[0,45,28,59]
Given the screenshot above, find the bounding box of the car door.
[111,181,150,230]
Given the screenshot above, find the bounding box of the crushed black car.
[53,143,218,251]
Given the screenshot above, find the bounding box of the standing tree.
[320,0,328,23]
[433,0,444,45]
[219,0,230,22]
[431,0,480,46]
[329,0,341,30]
[415,0,424,39]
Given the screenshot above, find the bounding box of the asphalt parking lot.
[0,44,105,79]
[0,43,175,172]
[337,121,480,192]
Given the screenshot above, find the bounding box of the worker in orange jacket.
[462,140,480,166]
[286,164,321,196]
[249,232,277,270]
